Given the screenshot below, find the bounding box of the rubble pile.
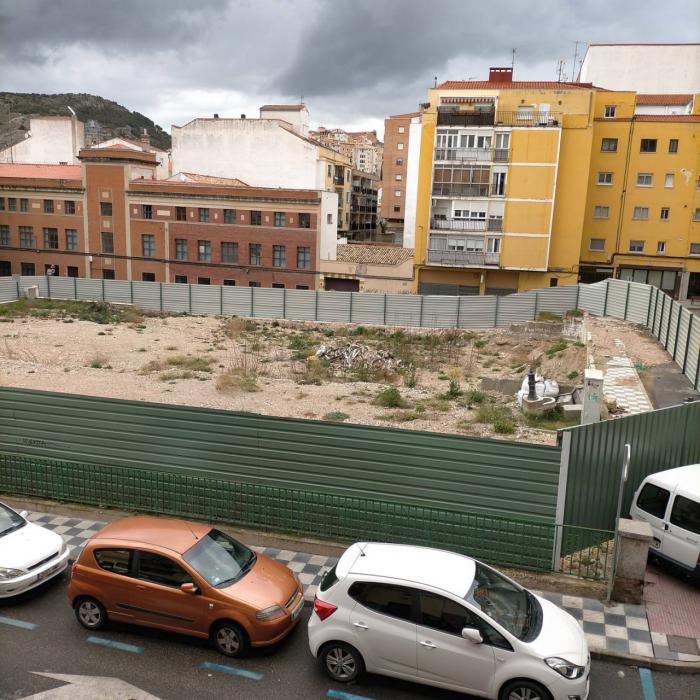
[315,343,402,372]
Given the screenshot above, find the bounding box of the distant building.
[349,170,378,237]
[579,44,700,94]
[84,119,106,146]
[0,115,85,165]
[95,132,170,179]
[310,127,383,176]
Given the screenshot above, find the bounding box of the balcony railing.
[494,111,561,127]
[427,249,500,267]
[493,148,509,163]
[430,218,504,233]
[437,111,495,127]
[434,147,496,162]
[432,183,490,197]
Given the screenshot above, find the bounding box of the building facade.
[349,170,378,237]
[310,128,383,176]
[0,148,337,289]
[0,116,85,165]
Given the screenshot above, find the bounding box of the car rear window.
[94,549,131,576]
[319,564,339,592]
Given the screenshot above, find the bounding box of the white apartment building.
[0,115,85,165]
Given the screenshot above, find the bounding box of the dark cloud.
[0,0,697,134]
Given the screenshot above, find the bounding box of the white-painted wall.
[171,118,319,189]
[258,106,310,136]
[319,191,339,262]
[580,44,700,93]
[0,117,85,164]
[402,116,423,248]
[97,137,169,179]
[635,103,693,116]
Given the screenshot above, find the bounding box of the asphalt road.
[1,574,698,700]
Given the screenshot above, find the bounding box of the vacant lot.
[0,299,594,444]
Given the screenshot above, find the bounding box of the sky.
[1,0,698,139]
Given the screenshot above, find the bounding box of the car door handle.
[353,622,368,630]
[420,640,437,649]
[136,585,146,590]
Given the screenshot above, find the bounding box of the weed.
[373,387,408,408]
[402,364,417,388]
[216,367,259,393]
[88,354,106,369]
[464,390,485,405]
[166,355,213,372]
[545,340,568,357]
[294,358,332,385]
[476,402,513,425]
[288,333,317,360]
[97,331,106,336]
[136,347,147,353]
[445,368,462,399]
[494,418,516,434]
[323,329,335,337]
[322,411,349,422]
[0,299,146,325]
[565,309,583,318]
[567,371,579,380]
[158,370,195,381]
[474,339,487,349]
[165,345,178,351]
[536,311,558,321]
[524,408,580,430]
[376,411,421,423]
[574,341,585,348]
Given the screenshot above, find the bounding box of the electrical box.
[581,368,604,424]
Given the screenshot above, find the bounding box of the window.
[419,590,475,636]
[221,242,238,263]
[349,582,415,622]
[395,190,401,197]
[660,208,670,221]
[517,105,534,121]
[296,285,309,290]
[143,204,152,220]
[249,243,261,265]
[629,240,645,252]
[487,238,501,254]
[604,105,616,118]
[43,199,54,213]
[640,139,657,153]
[327,164,332,177]
[694,208,700,221]
[393,205,401,213]
[67,266,79,278]
[198,207,209,223]
[632,207,649,220]
[601,138,618,152]
[142,272,156,282]
[668,139,679,153]
[637,483,670,519]
[273,245,286,267]
[636,173,653,187]
[175,239,188,260]
[397,143,404,150]
[297,246,311,269]
[197,240,211,262]
[142,234,155,257]
[101,232,114,254]
[250,210,262,226]
[593,206,609,219]
[0,197,4,210]
[43,228,58,249]
[136,551,192,588]
[100,202,112,217]
[19,226,34,248]
[223,279,236,286]
[8,198,17,212]
[657,241,666,254]
[198,277,210,285]
[94,549,131,576]
[395,174,402,181]
[174,275,188,284]
[670,496,700,535]
[274,212,286,227]
[44,263,59,276]
[176,206,187,221]
[223,209,236,224]
[272,283,285,289]
[20,198,28,212]
[249,281,261,287]
[298,213,311,228]
[326,213,333,224]
[691,243,700,255]
[102,269,115,280]
[398,126,405,133]
[0,225,8,246]
[395,159,403,166]
[597,172,613,185]
[65,229,78,251]
[21,262,35,276]
[589,238,606,251]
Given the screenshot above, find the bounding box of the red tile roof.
[0,163,81,179]
[437,80,595,90]
[636,94,692,105]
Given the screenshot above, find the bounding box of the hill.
[0,92,171,150]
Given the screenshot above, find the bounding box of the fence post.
[695,339,700,390]
[673,303,683,361]
[349,291,354,324]
[188,284,192,314]
[651,288,659,334]
[682,313,694,375]
[15,277,20,299]
[282,288,286,319]
[623,282,631,320]
[645,287,652,328]
[418,294,424,327]
[130,280,134,305]
[603,280,610,316]
[314,290,319,322]
[575,284,580,312]
[552,430,572,572]
[456,296,462,329]
[159,283,163,312]
[534,290,539,320]
[383,293,387,325]
[251,287,255,317]
[101,278,105,301]
[220,285,223,315]
[665,297,673,350]
[494,295,500,327]
[46,275,51,299]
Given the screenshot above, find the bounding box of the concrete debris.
[315,343,402,372]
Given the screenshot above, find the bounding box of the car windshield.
[183,529,256,588]
[466,563,537,640]
[0,503,26,537]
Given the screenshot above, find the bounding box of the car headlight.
[256,604,284,620]
[545,657,585,679]
[0,567,26,581]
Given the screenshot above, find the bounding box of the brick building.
[0,147,337,289]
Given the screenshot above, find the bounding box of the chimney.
[214,113,219,119]
[240,114,246,119]
[488,67,513,83]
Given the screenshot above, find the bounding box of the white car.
[0,502,70,597]
[309,543,589,700]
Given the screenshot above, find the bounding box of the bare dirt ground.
[0,299,662,445]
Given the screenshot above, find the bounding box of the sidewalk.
[25,508,700,667]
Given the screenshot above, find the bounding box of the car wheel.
[75,597,107,630]
[321,642,364,683]
[212,621,249,658]
[500,679,553,700]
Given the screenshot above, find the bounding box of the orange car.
[68,516,304,657]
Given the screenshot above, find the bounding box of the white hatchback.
[0,502,70,597]
[308,543,589,700]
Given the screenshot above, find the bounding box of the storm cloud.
[1,0,697,136]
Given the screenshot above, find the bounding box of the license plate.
[651,538,661,549]
[36,564,58,582]
[291,598,304,620]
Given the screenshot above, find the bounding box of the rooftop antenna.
[67,106,76,117]
[557,59,565,82]
[358,543,368,557]
[572,40,581,82]
[433,76,438,88]
[511,48,516,70]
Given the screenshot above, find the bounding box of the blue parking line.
[327,690,378,700]
[87,635,144,653]
[639,668,657,700]
[200,661,264,681]
[0,615,37,630]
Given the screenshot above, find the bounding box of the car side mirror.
[180,582,199,595]
[19,510,28,519]
[462,627,483,644]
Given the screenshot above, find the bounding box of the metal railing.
[434,147,496,162]
[432,183,497,197]
[431,218,487,232]
[437,111,495,127]
[428,249,500,266]
[495,111,562,127]
[555,524,614,580]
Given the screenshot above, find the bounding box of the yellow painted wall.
[510,129,559,164]
[504,201,551,235]
[413,114,437,272]
[501,235,549,269]
[507,164,555,200]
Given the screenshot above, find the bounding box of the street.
[0,574,698,700]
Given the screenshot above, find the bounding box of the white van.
[629,464,700,579]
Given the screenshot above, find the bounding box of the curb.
[590,648,700,674]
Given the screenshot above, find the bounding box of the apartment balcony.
[333,176,345,186]
[432,183,495,198]
[437,111,495,127]
[494,111,562,127]
[430,218,503,233]
[493,148,509,163]
[434,147,497,162]
[427,249,500,267]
